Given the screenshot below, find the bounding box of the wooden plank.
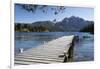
[15,61,42,65]
[15,35,75,65]
[15,58,61,64]
[15,56,63,62]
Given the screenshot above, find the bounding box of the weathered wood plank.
[15,35,75,65]
[15,56,63,62]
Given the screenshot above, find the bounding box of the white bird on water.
[19,48,24,53]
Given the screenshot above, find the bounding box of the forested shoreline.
[15,21,94,34]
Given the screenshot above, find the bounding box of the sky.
[15,4,94,23]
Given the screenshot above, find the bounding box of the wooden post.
[67,37,75,62]
[63,36,75,62]
[63,52,68,62]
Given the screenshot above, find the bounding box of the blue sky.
[15,4,94,23]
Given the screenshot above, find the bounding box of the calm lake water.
[15,32,94,62]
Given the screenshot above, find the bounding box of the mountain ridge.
[15,16,94,32]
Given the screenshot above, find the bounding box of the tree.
[80,21,94,34]
[16,4,66,21]
[15,23,21,31]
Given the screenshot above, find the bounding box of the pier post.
[67,37,75,62]
[63,36,75,62]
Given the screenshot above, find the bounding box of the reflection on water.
[74,37,94,61]
[15,32,94,61]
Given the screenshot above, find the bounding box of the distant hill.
[15,16,94,32]
[31,21,55,31]
[80,21,94,34]
[55,16,92,31]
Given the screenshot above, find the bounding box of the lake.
[15,32,94,62]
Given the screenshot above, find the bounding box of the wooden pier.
[14,35,75,65]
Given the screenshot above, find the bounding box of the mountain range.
[15,16,94,32]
